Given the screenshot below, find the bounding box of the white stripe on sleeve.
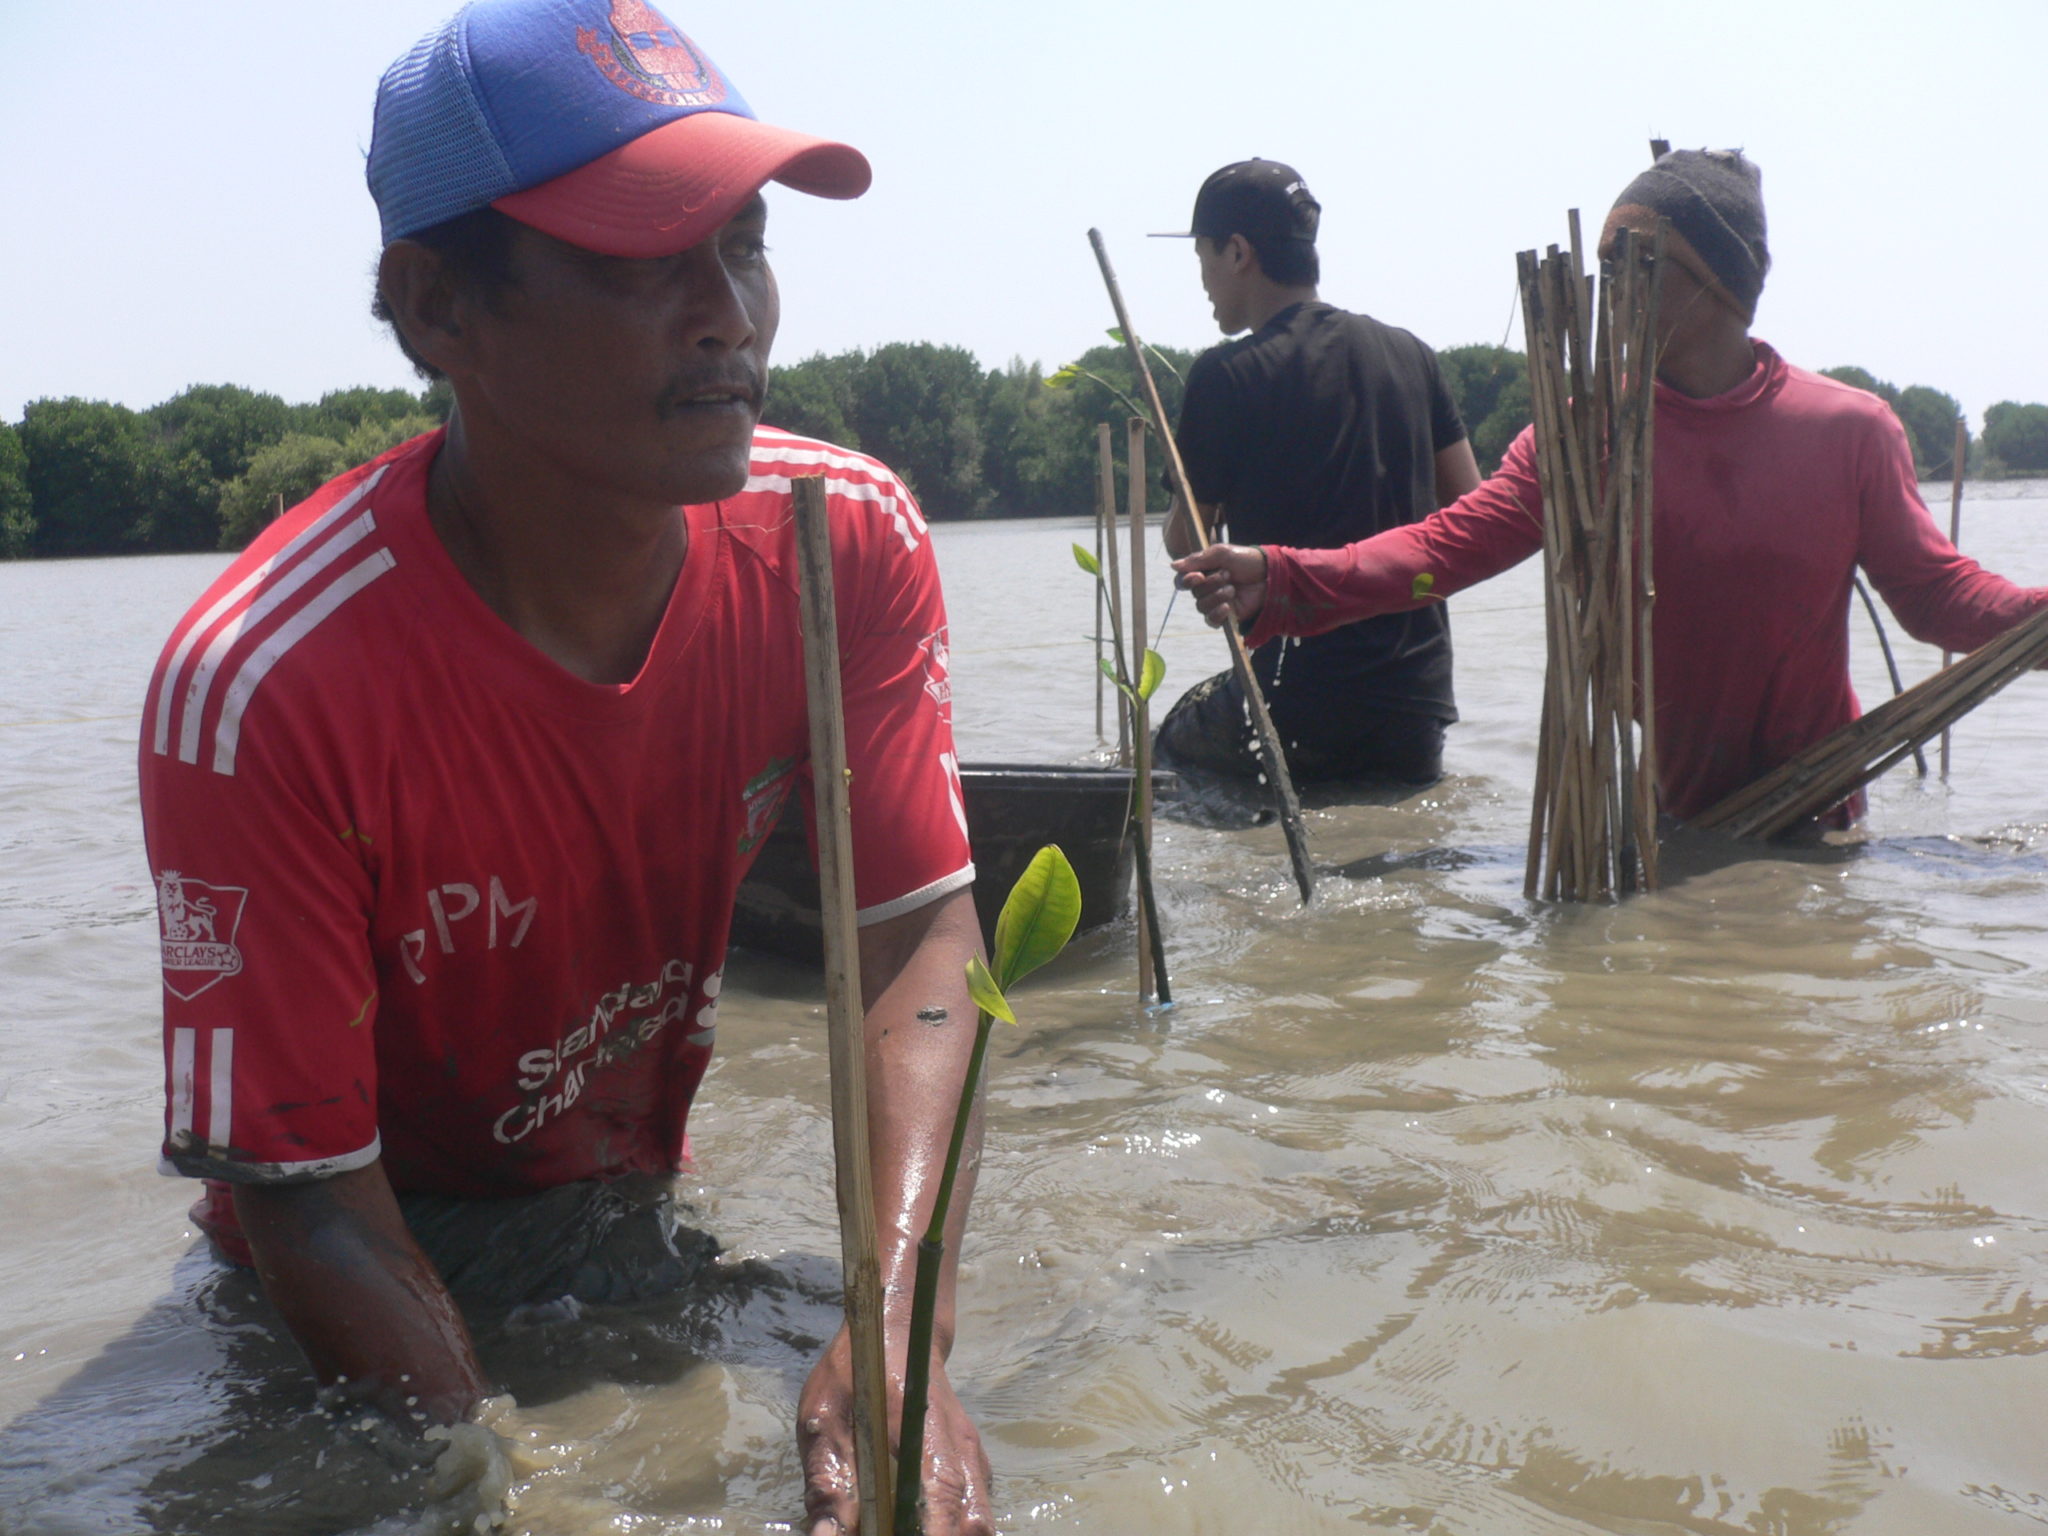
[211,549,399,775]
[169,1027,195,1142]
[207,1028,234,1151]
[176,508,383,766]
[152,467,385,758]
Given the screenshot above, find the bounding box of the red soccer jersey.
[141,427,972,1250]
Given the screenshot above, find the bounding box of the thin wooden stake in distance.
[1094,446,1108,746]
[1941,415,1969,780]
[1086,227,1315,904]
[1126,418,1156,1001]
[791,473,895,1535]
[1098,423,1130,764]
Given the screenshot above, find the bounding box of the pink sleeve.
[1856,409,2048,651]
[829,475,976,924]
[141,656,382,1183]
[1248,426,1547,648]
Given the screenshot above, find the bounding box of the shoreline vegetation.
[2,345,2043,562]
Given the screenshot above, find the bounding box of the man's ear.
[377,241,479,378]
[1224,233,1259,278]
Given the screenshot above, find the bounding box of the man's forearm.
[236,1161,487,1426]
[1246,473,1545,647]
[857,885,985,1353]
[1246,526,1440,646]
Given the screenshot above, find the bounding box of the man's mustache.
[655,367,766,417]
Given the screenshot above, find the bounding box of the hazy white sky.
[3,0,2043,427]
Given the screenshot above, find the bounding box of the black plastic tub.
[730,762,1173,963]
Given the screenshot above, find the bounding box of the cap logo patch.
[576,0,727,109]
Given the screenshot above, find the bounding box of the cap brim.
[493,111,871,259]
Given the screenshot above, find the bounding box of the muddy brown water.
[4,484,2047,1533]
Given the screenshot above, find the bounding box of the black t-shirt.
[1176,301,1466,730]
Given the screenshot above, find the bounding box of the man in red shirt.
[1174,149,2048,824]
[140,3,990,1530]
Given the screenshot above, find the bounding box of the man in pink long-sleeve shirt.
[1176,149,2048,823]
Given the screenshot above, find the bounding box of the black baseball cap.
[1152,159,1320,248]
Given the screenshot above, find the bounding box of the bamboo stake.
[1087,227,1315,904]
[1519,219,1663,900]
[791,474,894,1535]
[1098,424,1131,767]
[1940,415,1968,778]
[1088,519,1173,1005]
[1631,231,1664,890]
[1853,575,1927,776]
[1126,418,1156,1002]
[1094,448,1108,746]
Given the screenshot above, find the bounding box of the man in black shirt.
[1155,159,1481,790]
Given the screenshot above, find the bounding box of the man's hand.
[1172,543,1269,628]
[798,1325,992,1534]
[799,886,990,1533]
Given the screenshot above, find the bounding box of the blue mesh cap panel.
[367,0,768,246]
[463,0,756,190]
[367,11,520,245]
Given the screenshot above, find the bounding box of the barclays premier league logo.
[736,755,798,856]
[919,628,953,719]
[577,0,728,109]
[156,869,247,1000]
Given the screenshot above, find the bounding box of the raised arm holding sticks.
[1176,146,2048,839]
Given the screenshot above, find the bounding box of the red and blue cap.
[367,0,871,258]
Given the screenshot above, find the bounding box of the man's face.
[1195,235,1247,335]
[455,194,778,507]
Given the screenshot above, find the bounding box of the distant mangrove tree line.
[2,342,2043,560]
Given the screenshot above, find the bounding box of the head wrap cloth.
[1602,149,1769,322]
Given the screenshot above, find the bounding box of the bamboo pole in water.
[1098,423,1130,767]
[1694,604,2048,839]
[1126,418,1156,1002]
[1094,460,1108,746]
[1941,415,1969,779]
[1853,575,1927,777]
[1087,227,1315,904]
[791,474,894,1535]
[1519,215,1665,901]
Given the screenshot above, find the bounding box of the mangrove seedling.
[1072,541,1171,1001]
[1044,330,1183,426]
[893,845,1083,1536]
[1044,358,1149,425]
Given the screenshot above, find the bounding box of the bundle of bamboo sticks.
[1520,214,1666,902]
[1691,602,2048,839]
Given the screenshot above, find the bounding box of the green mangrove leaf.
[1411,571,1436,601]
[1106,327,1127,344]
[1137,649,1166,701]
[1100,662,1144,707]
[1144,343,1185,385]
[1073,543,1103,578]
[1044,363,1080,391]
[964,954,1016,1025]
[992,844,1083,992]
